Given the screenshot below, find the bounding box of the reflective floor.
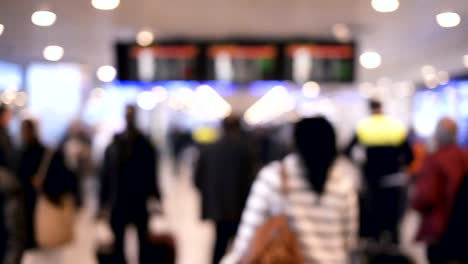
[21,155,427,264]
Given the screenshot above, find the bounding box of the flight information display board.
[205,44,279,83]
[283,43,355,83]
[115,40,356,83]
[116,43,202,81]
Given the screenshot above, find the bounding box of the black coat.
[16,144,46,249]
[0,169,25,264]
[99,131,159,215]
[195,134,257,221]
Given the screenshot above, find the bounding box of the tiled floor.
[22,156,427,264]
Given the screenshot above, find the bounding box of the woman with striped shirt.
[224,117,358,264]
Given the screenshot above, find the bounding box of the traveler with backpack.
[224,117,358,264]
[412,117,468,264]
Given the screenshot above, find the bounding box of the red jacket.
[412,145,468,244]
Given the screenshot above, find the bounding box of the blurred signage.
[116,43,201,81]
[206,44,279,83]
[116,40,355,83]
[284,43,355,83]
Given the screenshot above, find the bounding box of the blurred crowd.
[0,99,467,264]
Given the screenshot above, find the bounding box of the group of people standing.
[0,104,91,264]
[197,99,468,264]
[0,96,467,264]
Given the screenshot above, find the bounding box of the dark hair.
[294,117,337,195]
[222,115,241,133]
[369,99,382,112]
[21,119,40,146]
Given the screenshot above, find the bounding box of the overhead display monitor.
[284,43,355,83]
[205,44,279,83]
[116,43,202,81]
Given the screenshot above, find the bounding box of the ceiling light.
[152,86,168,103]
[302,81,320,98]
[421,65,436,76]
[92,0,120,10]
[371,0,399,13]
[96,65,117,82]
[15,92,28,107]
[436,12,461,28]
[425,78,438,89]
[0,24,4,36]
[437,71,450,85]
[360,51,381,69]
[244,86,295,126]
[137,91,157,110]
[191,85,232,120]
[43,45,64,61]
[332,23,352,42]
[136,29,154,47]
[464,55,468,68]
[31,10,56,27]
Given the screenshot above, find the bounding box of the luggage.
[241,163,303,264]
[147,232,176,264]
[146,211,176,264]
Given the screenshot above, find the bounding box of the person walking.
[344,99,413,243]
[224,117,358,263]
[412,118,468,264]
[16,119,46,250]
[194,116,257,264]
[0,105,25,264]
[98,105,160,264]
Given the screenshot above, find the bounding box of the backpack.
[241,163,303,264]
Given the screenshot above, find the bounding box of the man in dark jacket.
[195,116,257,264]
[344,99,413,243]
[99,105,160,264]
[412,117,468,264]
[0,104,24,263]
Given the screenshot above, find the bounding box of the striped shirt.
[225,154,358,264]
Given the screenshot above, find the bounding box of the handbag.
[242,163,303,264]
[34,150,76,249]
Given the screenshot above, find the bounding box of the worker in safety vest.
[344,99,413,243]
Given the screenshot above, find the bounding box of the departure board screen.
[284,43,355,83]
[205,44,279,83]
[116,43,201,81]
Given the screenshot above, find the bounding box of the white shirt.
[224,154,358,264]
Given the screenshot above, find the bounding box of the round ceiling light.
[43,45,64,61]
[371,0,399,13]
[332,23,352,42]
[31,10,57,27]
[96,65,117,82]
[137,91,158,110]
[436,12,461,28]
[302,81,321,98]
[0,24,4,36]
[92,0,120,10]
[437,71,450,85]
[359,51,382,69]
[136,29,154,47]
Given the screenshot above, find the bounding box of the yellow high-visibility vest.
[356,114,407,146]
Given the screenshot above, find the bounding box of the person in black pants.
[195,116,258,264]
[99,105,160,264]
